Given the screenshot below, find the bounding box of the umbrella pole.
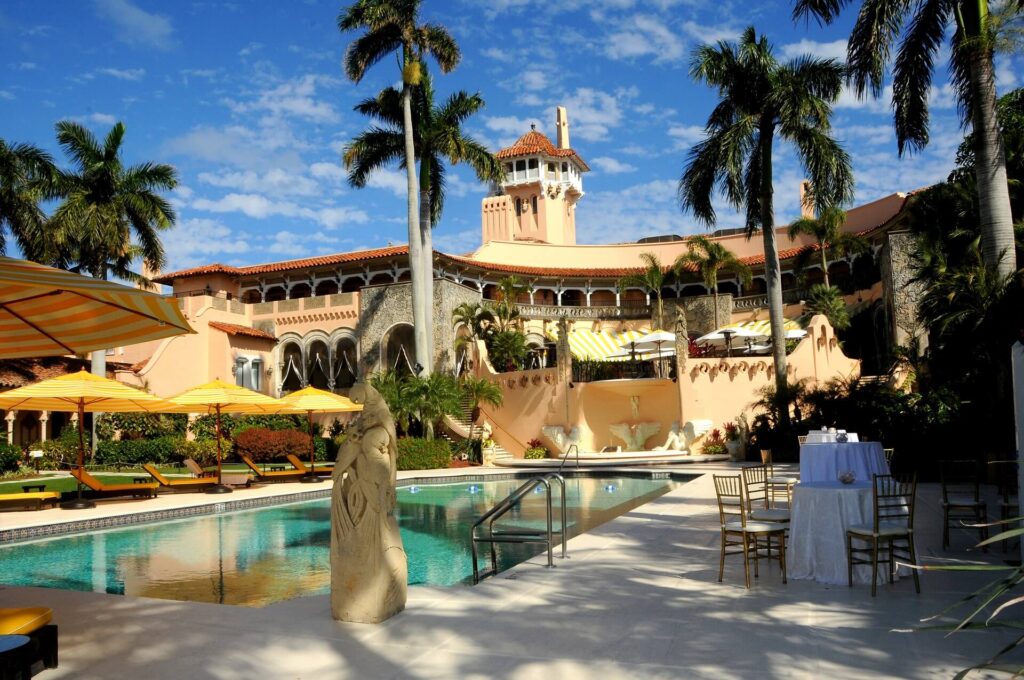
[301,410,322,483]
[207,404,232,494]
[61,400,96,510]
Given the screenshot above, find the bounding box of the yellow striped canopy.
[274,386,363,414]
[547,328,646,361]
[165,379,282,414]
[0,256,193,359]
[724,319,803,336]
[0,370,177,413]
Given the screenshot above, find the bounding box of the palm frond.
[847,0,914,98]
[892,0,951,155]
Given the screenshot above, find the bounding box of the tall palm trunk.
[759,123,789,401]
[655,291,664,330]
[712,285,720,330]
[820,247,831,288]
[401,82,431,375]
[418,161,435,375]
[967,45,1016,277]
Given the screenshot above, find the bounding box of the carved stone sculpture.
[541,424,581,454]
[609,422,661,451]
[653,421,686,452]
[331,382,407,624]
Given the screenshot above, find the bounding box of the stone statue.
[541,424,581,455]
[330,382,407,624]
[479,419,493,442]
[609,422,661,451]
[653,421,685,452]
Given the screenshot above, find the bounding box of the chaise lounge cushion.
[0,492,60,506]
[0,608,52,635]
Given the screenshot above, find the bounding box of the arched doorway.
[382,323,416,374]
[333,336,358,390]
[280,342,304,393]
[307,340,330,390]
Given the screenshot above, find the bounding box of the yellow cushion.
[0,607,53,635]
[0,492,60,501]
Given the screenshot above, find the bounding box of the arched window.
[515,198,522,216]
[281,342,303,393]
[240,289,262,304]
[289,283,312,299]
[307,340,330,390]
[315,280,339,296]
[265,286,287,302]
[382,323,416,375]
[531,196,538,213]
[333,337,358,390]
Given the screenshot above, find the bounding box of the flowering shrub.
[701,429,728,456]
[526,438,545,449]
[234,428,310,463]
[723,422,740,441]
[524,446,548,460]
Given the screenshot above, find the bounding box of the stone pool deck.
[0,462,1020,679]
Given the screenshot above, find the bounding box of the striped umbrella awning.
[0,256,194,359]
[547,328,646,361]
[725,319,806,339]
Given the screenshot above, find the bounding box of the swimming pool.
[0,473,683,607]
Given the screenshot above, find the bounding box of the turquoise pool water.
[0,474,680,607]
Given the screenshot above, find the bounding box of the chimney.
[556,106,570,150]
[799,180,815,220]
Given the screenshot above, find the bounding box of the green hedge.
[396,438,451,471]
[95,436,183,466]
[0,442,21,473]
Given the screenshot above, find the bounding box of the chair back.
[741,465,770,510]
[713,475,746,527]
[940,459,982,504]
[883,448,894,466]
[285,454,309,473]
[988,459,1018,504]
[70,467,101,490]
[183,458,205,476]
[872,473,917,533]
[142,463,170,485]
[797,436,807,445]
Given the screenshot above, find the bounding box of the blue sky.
[1,0,1021,273]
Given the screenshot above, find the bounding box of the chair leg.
[845,532,853,588]
[906,535,921,594]
[887,538,895,584]
[753,536,760,580]
[779,531,787,585]
[943,506,950,549]
[980,503,989,552]
[718,531,727,583]
[742,533,751,589]
[870,538,879,597]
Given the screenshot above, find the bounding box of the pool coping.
[0,468,695,544]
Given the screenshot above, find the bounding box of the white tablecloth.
[799,441,888,483]
[787,481,910,585]
[805,431,860,443]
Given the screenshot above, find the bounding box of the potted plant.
[524,438,548,461]
[481,438,496,466]
[723,422,744,461]
[701,429,728,457]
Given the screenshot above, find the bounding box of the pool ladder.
[471,473,567,584]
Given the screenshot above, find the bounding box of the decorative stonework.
[211,298,227,311]
[304,296,326,309]
[253,302,274,315]
[277,299,301,313]
[880,231,925,348]
[358,279,480,374]
[665,295,731,336]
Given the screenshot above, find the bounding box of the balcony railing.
[517,303,652,320]
[733,289,807,311]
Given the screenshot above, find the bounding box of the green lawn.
[0,474,152,495]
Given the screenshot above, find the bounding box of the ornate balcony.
[732,289,807,311]
[517,303,652,320]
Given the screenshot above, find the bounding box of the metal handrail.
[558,444,580,474]
[471,473,567,584]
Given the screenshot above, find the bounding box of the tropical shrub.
[96,412,187,441]
[94,435,181,466]
[370,369,465,439]
[524,446,548,460]
[396,437,451,470]
[805,284,850,330]
[178,438,218,467]
[189,413,303,441]
[0,442,22,473]
[31,424,87,469]
[233,428,310,463]
[487,329,527,372]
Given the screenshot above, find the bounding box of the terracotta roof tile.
[154,245,409,283]
[208,321,277,342]
[495,130,590,171]
[0,357,131,388]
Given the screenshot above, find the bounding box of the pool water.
[0,474,680,607]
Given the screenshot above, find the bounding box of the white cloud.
[521,69,548,91]
[190,192,368,229]
[0,91,14,101]
[366,169,408,198]
[310,162,346,182]
[667,124,706,149]
[163,125,305,170]
[481,47,513,63]
[446,173,484,198]
[591,156,637,174]
[94,0,175,50]
[780,39,847,62]
[163,218,250,270]
[98,67,145,81]
[76,112,117,125]
[432,228,479,255]
[559,88,625,141]
[14,62,37,71]
[605,15,684,64]
[197,168,320,196]
[996,57,1018,89]
[681,21,740,44]
[225,74,340,123]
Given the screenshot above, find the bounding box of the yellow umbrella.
[273,386,362,483]
[0,256,193,359]
[165,380,281,493]
[0,370,178,509]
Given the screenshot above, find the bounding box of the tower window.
[527,158,539,179]
[531,196,538,213]
[514,160,526,180]
[515,198,522,216]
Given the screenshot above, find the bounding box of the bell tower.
[481,106,589,245]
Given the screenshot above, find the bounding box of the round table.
[0,634,32,680]
[786,481,911,586]
[799,441,888,484]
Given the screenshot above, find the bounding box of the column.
[40,411,49,442]
[5,411,14,445]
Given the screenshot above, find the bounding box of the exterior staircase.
[442,399,515,463]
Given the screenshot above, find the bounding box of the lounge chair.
[71,468,158,498]
[143,464,219,492]
[285,454,334,476]
[240,455,305,482]
[0,491,61,511]
[183,458,216,478]
[0,607,58,671]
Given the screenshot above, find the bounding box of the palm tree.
[345,72,501,371]
[618,252,669,329]
[674,235,753,329]
[679,27,854,399]
[490,276,527,332]
[452,301,495,345]
[339,0,461,376]
[48,120,177,393]
[786,205,870,288]
[458,375,503,441]
[793,0,1018,277]
[0,139,55,262]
